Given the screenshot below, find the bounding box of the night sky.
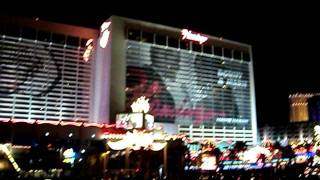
[12,3,320,126]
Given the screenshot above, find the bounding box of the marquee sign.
[181,29,208,44]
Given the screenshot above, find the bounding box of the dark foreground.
[1,163,320,180]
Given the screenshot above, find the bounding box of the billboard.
[116,112,154,129]
[126,40,251,127]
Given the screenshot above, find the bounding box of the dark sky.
[14,3,320,126]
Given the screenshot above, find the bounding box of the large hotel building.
[0,16,257,144]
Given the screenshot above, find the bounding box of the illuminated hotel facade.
[289,93,312,122]
[289,93,320,122]
[93,16,257,144]
[0,16,257,144]
[258,93,320,143]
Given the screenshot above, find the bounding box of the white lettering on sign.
[217,69,248,88]
[99,21,111,48]
[218,69,242,79]
[216,117,249,124]
[181,29,208,44]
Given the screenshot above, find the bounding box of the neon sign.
[181,29,208,44]
[83,39,93,62]
[99,21,111,48]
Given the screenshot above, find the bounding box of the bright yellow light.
[200,156,217,170]
[101,151,110,157]
[107,139,130,150]
[315,125,320,135]
[0,144,21,172]
[150,142,167,151]
[107,130,168,151]
[0,161,9,170]
[131,96,150,113]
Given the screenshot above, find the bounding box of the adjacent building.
[259,93,320,143]
[289,93,312,122]
[289,93,320,122]
[258,122,315,144]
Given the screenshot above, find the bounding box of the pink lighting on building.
[181,29,208,44]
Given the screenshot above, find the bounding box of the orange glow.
[0,118,10,123]
[11,119,36,124]
[1,118,113,129]
[83,122,104,128]
[104,124,116,128]
[289,94,310,122]
[36,120,60,125]
[60,121,83,127]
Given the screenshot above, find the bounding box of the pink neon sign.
[181,29,208,44]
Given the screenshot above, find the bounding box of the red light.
[105,124,116,128]
[83,122,104,128]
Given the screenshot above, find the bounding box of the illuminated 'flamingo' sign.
[181,29,208,44]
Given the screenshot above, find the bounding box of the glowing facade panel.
[126,41,251,128]
[0,24,94,122]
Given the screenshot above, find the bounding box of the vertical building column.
[243,127,246,142]
[223,126,226,141]
[189,124,193,139]
[201,125,204,139]
[233,127,236,141]
[163,145,168,178]
[212,126,215,140]
[109,16,127,122]
[249,46,258,145]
